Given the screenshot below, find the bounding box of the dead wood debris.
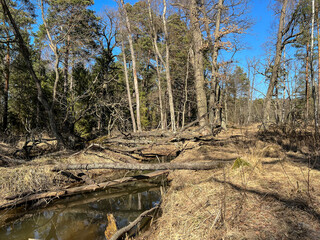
[0,170,169,210]
[109,205,159,240]
[53,161,229,172]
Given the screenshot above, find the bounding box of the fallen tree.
[53,160,229,172]
[0,170,169,210]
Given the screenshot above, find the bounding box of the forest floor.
[1,124,320,239]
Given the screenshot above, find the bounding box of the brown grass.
[2,125,320,239]
[0,147,131,206]
[140,125,320,240]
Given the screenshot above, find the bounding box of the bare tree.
[263,0,310,127]
[40,0,61,104]
[118,0,142,132]
[205,0,223,126]
[2,16,10,131]
[263,0,300,126]
[121,37,137,132]
[147,0,174,130]
[189,0,208,128]
[162,0,176,131]
[0,0,65,145]
[310,0,318,134]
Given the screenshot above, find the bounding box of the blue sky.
[91,0,274,64]
[90,0,275,97]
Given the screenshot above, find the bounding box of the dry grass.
[0,165,62,201]
[141,125,320,240]
[2,125,320,239]
[0,146,131,206]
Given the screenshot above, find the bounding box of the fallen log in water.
[52,161,228,172]
[109,205,159,240]
[0,170,169,210]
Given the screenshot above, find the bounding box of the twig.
[210,209,221,229]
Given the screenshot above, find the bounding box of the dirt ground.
[138,125,320,240]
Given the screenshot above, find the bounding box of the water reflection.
[0,183,162,240]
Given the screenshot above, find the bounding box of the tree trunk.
[182,49,190,128]
[120,0,142,132]
[2,36,10,132]
[1,0,65,146]
[189,0,208,128]
[234,77,237,123]
[247,63,256,125]
[274,86,279,124]
[317,2,320,120]
[306,42,310,123]
[223,78,228,127]
[310,0,318,134]
[162,0,176,132]
[63,34,70,95]
[263,0,288,126]
[281,50,286,123]
[53,160,226,171]
[247,62,251,124]
[121,40,137,132]
[40,0,60,105]
[147,0,169,130]
[155,55,165,130]
[208,0,223,126]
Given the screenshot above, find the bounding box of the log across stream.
[0,180,165,240]
[0,130,226,239]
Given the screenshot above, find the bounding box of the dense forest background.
[0,0,319,147]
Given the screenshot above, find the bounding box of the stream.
[0,181,164,240]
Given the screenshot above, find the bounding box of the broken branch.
[109,205,159,240]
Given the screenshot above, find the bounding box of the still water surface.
[0,183,161,240]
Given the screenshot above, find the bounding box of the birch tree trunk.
[147,0,173,131]
[310,0,318,134]
[155,55,165,130]
[119,0,142,132]
[162,0,176,132]
[121,39,137,132]
[40,0,60,105]
[147,0,165,129]
[182,49,190,128]
[263,0,288,126]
